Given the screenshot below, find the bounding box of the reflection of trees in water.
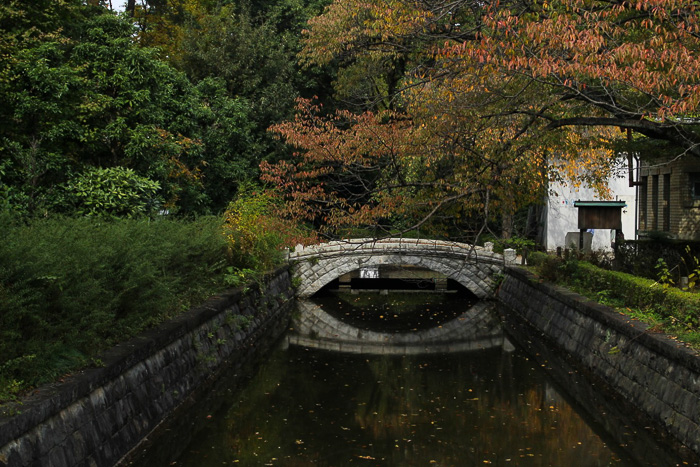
[350,351,623,466]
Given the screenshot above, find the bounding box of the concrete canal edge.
[0,266,294,467]
[498,266,700,457]
[2,263,700,466]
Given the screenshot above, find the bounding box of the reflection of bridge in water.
[287,300,515,355]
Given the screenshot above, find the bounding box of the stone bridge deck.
[289,238,513,298]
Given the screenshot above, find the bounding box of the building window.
[640,176,648,230]
[652,175,659,230]
[690,173,700,200]
[663,173,670,232]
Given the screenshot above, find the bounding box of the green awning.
[573,201,627,208]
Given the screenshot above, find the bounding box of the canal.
[127,290,696,466]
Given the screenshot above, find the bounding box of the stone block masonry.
[289,300,506,355]
[498,267,700,457]
[0,267,294,467]
[290,238,509,298]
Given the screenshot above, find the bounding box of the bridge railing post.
[503,248,517,265]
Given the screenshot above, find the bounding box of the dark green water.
[129,295,696,466]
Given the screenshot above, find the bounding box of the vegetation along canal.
[128,285,696,466]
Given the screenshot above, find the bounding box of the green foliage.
[681,245,700,291]
[530,255,700,342]
[190,78,258,212]
[575,262,700,332]
[231,314,253,331]
[0,215,230,399]
[223,189,281,270]
[0,10,197,214]
[0,355,35,403]
[0,0,337,218]
[222,186,314,271]
[615,239,700,282]
[0,0,332,402]
[525,251,550,268]
[0,6,268,217]
[655,258,675,289]
[60,167,161,218]
[224,267,259,288]
[176,7,300,167]
[482,235,535,255]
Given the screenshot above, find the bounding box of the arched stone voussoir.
[291,238,508,298]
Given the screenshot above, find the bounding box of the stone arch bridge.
[289,238,514,298]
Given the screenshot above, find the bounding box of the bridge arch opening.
[309,265,479,333]
[315,265,477,295]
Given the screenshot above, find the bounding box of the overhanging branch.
[545,117,670,133]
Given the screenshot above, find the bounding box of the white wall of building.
[544,158,638,252]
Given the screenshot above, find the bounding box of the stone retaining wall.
[0,267,294,467]
[498,267,700,456]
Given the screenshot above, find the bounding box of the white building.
[542,158,638,252]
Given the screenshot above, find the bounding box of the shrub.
[617,239,700,282]
[526,252,570,282]
[529,255,700,333]
[222,188,316,274]
[481,235,535,255]
[526,251,550,268]
[0,215,230,398]
[60,167,162,218]
[574,262,700,329]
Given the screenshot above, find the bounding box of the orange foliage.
[267,0,700,232]
[263,99,424,232]
[302,0,700,145]
[472,0,700,119]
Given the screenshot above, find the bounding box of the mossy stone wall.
[498,267,700,456]
[0,268,293,467]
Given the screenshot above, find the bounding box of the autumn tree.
[263,0,622,239]
[301,0,700,148]
[263,100,426,237]
[475,0,700,156]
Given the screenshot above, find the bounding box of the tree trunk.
[501,212,513,239]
